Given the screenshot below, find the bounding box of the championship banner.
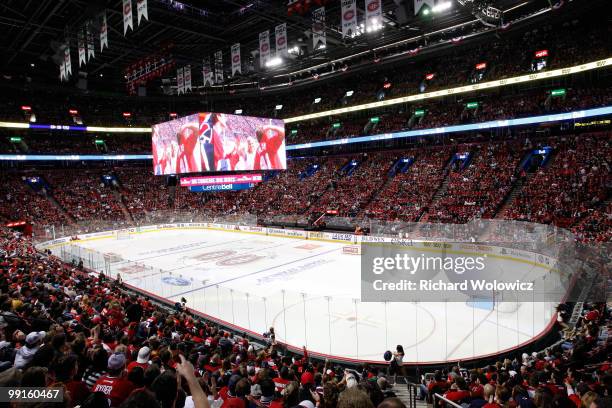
[100,12,108,51]
[312,7,326,50]
[275,23,288,57]
[365,0,382,31]
[341,0,357,38]
[231,43,241,76]
[59,61,66,82]
[64,45,72,77]
[259,30,270,68]
[86,21,95,61]
[414,0,434,14]
[203,59,214,86]
[137,0,148,25]
[123,0,133,35]
[184,65,192,92]
[78,30,86,66]
[177,67,184,95]
[214,50,223,83]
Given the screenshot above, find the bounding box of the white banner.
[78,31,86,66]
[214,50,223,83]
[60,61,66,82]
[414,0,434,14]
[341,0,357,38]
[203,59,214,86]
[275,23,288,57]
[123,0,133,35]
[64,45,72,77]
[231,43,241,76]
[312,7,326,50]
[86,22,95,61]
[259,30,270,68]
[177,67,184,95]
[365,0,382,31]
[184,65,192,92]
[100,12,108,51]
[137,0,148,25]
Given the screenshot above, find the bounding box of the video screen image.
[152,113,286,175]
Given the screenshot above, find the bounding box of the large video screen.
[152,113,286,175]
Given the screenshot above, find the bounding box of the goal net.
[115,229,132,240]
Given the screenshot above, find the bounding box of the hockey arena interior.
[0,0,610,407]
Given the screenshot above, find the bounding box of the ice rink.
[52,228,558,363]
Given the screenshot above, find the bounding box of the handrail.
[433,393,463,408]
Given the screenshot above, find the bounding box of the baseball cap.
[299,401,315,408]
[108,352,126,370]
[137,346,151,364]
[25,331,45,346]
[300,371,314,385]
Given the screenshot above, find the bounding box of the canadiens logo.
[277,37,286,46]
[233,55,240,63]
[162,276,191,286]
[261,44,269,52]
[124,4,131,13]
[344,10,355,20]
[367,0,380,11]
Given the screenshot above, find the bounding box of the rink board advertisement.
[152,113,286,175]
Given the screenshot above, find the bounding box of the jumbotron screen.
[152,113,286,175]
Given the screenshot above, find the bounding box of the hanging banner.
[64,45,72,77]
[231,43,241,76]
[123,0,133,35]
[100,12,108,51]
[341,0,357,38]
[86,21,95,61]
[275,23,288,57]
[184,65,192,92]
[259,30,270,68]
[365,0,382,31]
[78,30,86,66]
[125,45,175,95]
[137,0,148,25]
[203,59,214,86]
[312,7,326,50]
[177,67,184,95]
[60,61,66,82]
[214,50,223,83]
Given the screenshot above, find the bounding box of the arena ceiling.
[0,0,554,92]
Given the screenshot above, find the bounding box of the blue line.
[166,247,341,298]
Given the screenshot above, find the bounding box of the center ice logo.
[161,276,191,286]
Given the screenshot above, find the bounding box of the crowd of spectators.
[0,221,610,408]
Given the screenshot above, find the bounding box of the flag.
[177,67,184,95]
[231,43,241,76]
[184,65,192,92]
[64,45,72,77]
[123,0,133,35]
[365,0,382,32]
[275,23,288,57]
[86,21,95,61]
[100,12,108,51]
[78,30,86,66]
[312,7,326,50]
[137,0,148,25]
[259,31,270,68]
[340,0,357,38]
[203,59,214,86]
[214,50,223,83]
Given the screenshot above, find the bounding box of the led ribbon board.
[286,106,612,150]
[283,57,612,123]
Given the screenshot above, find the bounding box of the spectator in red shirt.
[127,346,151,373]
[92,352,136,407]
